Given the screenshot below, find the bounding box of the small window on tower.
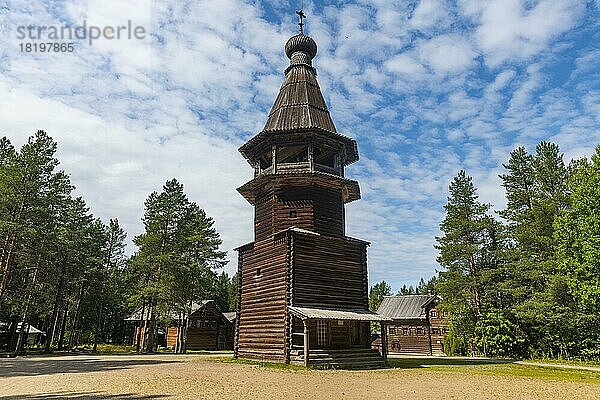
[256,268,261,277]
[289,210,298,218]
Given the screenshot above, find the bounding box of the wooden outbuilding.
[234,16,390,368]
[377,295,448,355]
[165,300,234,351]
[0,322,45,346]
[126,300,234,351]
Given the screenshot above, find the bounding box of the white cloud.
[0,80,253,274]
[410,0,450,32]
[0,0,597,291]
[417,34,477,74]
[470,0,586,67]
[385,53,426,76]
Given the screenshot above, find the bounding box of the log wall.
[236,233,290,361]
[254,188,275,242]
[386,321,431,354]
[386,307,448,355]
[254,185,345,242]
[311,186,344,237]
[292,232,368,309]
[274,187,314,233]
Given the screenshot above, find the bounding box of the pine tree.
[555,147,600,313]
[435,170,500,354]
[131,179,227,353]
[368,280,392,312]
[499,142,572,357]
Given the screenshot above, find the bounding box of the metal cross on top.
[296,9,306,34]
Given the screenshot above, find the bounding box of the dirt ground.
[0,354,598,400]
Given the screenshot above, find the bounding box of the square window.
[289,210,298,218]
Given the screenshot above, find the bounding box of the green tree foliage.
[555,146,600,313]
[0,132,129,354]
[130,179,227,352]
[498,142,576,358]
[397,276,437,295]
[554,146,600,359]
[476,310,527,358]
[210,271,237,312]
[368,280,392,312]
[434,170,503,355]
[397,284,415,295]
[1,132,233,355]
[435,142,599,360]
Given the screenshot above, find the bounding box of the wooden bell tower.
[234,13,389,367]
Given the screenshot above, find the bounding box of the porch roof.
[288,306,391,322]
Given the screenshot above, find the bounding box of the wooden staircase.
[290,348,384,369]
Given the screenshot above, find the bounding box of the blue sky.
[0,0,599,292]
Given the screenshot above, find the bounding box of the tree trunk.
[468,254,482,315]
[15,268,38,355]
[0,202,25,301]
[69,281,85,351]
[7,315,18,352]
[0,233,18,300]
[135,303,146,353]
[92,295,103,353]
[181,322,188,354]
[182,302,192,354]
[57,307,68,351]
[146,308,156,353]
[45,257,67,353]
[92,303,104,353]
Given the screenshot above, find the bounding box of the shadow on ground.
[0,357,179,378]
[387,357,514,369]
[0,392,167,399]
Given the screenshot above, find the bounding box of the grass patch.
[186,350,233,355]
[213,356,306,371]
[74,344,138,355]
[524,358,600,368]
[387,357,600,384]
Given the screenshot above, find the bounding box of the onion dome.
[285,34,317,66]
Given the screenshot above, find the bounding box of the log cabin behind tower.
[234,15,390,368]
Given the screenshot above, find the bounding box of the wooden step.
[290,348,384,369]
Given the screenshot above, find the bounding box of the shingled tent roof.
[263,64,336,133]
[239,33,359,166]
[377,295,440,320]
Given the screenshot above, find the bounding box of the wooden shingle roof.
[288,306,391,321]
[377,295,440,320]
[263,65,336,133]
[239,33,359,166]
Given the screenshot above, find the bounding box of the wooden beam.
[381,322,388,364]
[303,319,309,367]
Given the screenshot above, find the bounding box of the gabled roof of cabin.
[222,312,236,322]
[0,322,45,334]
[377,295,440,320]
[125,299,219,321]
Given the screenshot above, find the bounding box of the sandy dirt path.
[0,355,598,400]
